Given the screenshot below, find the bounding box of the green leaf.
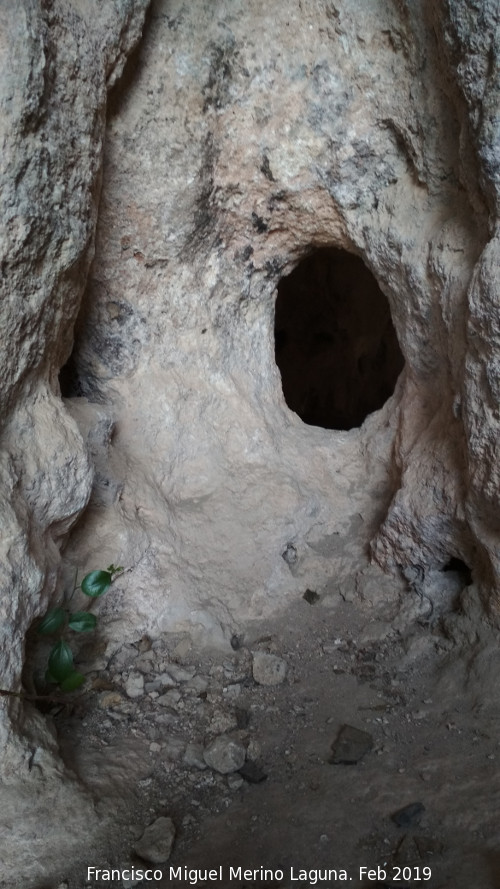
[81,570,112,598]
[48,641,74,682]
[59,671,85,692]
[107,564,123,576]
[45,669,58,685]
[68,612,97,633]
[38,608,66,635]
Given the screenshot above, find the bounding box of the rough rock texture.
[133,815,176,864]
[63,0,499,646]
[0,2,149,886]
[252,651,288,686]
[203,734,246,774]
[2,0,500,884]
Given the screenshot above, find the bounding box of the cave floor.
[51,564,500,889]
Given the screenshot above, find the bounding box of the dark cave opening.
[59,352,84,398]
[442,557,473,587]
[274,247,405,430]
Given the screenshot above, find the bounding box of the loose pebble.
[329,724,374,764]
[184,742,208,770]
[391,801,426,828]
[125,673,144,699]
[165,664,196,682]
[252,651,287,686]
[157,690,181,707]
[227,773,244,790]
[203,735,246,774]
[133,816,176,864]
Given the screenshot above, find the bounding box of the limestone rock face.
[2,0,500,883]
[64,0,499,645]
[0,1,149,886]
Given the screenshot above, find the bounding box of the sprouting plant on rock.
[37,564,123,691]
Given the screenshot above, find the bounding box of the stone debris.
[227,773,245,791]
[157,689,181,707]
[185,675,209,694]
[252,651,288,686]
[184,742,208,770]
[144,679,163,693]
[134,651,156,672]
[98,691,124,709]
[109,645,139,673]
[161,738,186,762]
[125,672,145,699]
[329,724,374,764]
[391,801,426,828]
[223,682,242,699]
[203,735,246,774]
[133,816,176,864]
[164,664,197,682]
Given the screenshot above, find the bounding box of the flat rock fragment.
[329,724,374,764]
[391,801,425,828]
[134,816,176,863]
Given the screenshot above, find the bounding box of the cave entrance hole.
[274,247,405,430]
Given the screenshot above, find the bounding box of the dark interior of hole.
[59,353,84,398]
[442,557,473,586]
[274,248,405,430]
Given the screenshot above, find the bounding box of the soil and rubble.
[38,559,500,889]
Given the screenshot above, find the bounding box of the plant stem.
[67,566,79,604]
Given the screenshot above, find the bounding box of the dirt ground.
[47,557,500,889]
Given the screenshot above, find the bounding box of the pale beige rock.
[0,1,149,887]
[64,0,499,651]
[2,0,500,884]
[252,652,288,687]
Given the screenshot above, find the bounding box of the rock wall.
[1,0,499,884]
[0,2,149,886]
[63,0,498,645]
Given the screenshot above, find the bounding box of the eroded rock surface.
[1,0,500,886]
[64,0,499,644]
[0,2,149,886]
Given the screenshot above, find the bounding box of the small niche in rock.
[59,352,84,398]
[441,557,473,587]
[274,247,405,430]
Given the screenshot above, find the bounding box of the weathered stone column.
[0,2,149,884]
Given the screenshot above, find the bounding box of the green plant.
[37,564,123,692]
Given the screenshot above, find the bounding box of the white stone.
[252,652,288,687]
[203,736,246,774]
[125,672,144,698]
[163,664,196,682]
